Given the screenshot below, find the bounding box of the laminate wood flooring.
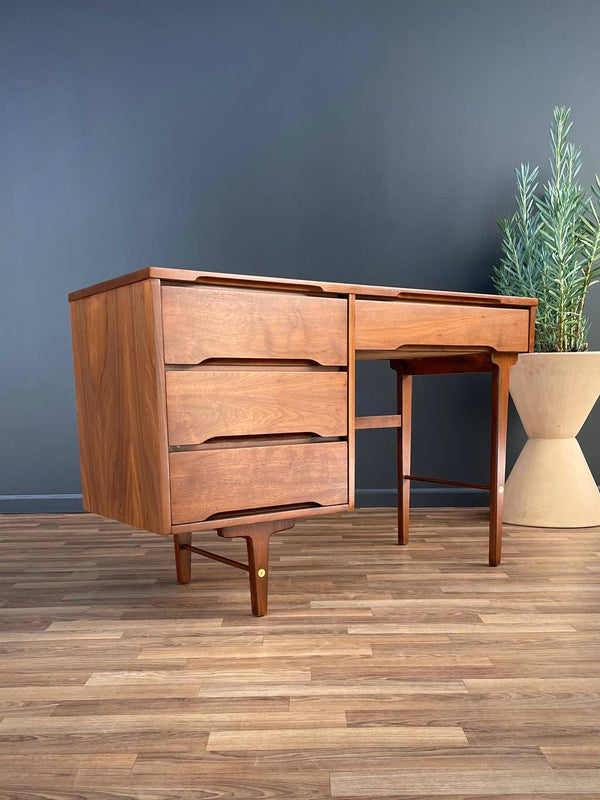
[0,508,599,799]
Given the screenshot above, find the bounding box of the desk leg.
[394,366,413,546]
[173,533,192,584]
[219,519,295,616]
[489,354,517,566]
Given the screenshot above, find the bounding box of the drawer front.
[355,300,530,352]
[170,442,348,524]
[166,370,348,445]
[162,286,348,366]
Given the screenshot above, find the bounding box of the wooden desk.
[69,268,537,615]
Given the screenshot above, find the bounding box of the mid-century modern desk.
[69,268,537,615]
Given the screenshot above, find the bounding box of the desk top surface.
[69,266,537,308]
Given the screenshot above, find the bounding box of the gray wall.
[1,0,599,512]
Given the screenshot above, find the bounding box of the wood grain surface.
[355,299,530,353]
[69,279,171,535]
[68,266,538,308]
[355,414,402,430]
[1,508,598,798]
[166,369,348,444]
[162,285,348,366]
[347,294,356,511]
[170,442,349,523]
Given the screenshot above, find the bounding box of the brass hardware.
[498,486,504,494]
[258,568,266,578]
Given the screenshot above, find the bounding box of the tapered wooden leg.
[489,354,517,566]
[392,364,413,545]
[173,532,192,584]
[219,519,295,616]
[245,532,271,616]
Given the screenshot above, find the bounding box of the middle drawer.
[166,369,348,445]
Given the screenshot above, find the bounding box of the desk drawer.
[170,441,348,524]
[355,300,530,352]
[162,286,347,366]
[166,370,347,445]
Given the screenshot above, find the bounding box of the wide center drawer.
[355,300,530,352]
[166,369,348,445]
[162,285,348,366]
[170,441,348,524]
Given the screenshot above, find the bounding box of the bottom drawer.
[170,442,348,524]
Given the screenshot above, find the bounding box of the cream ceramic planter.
[504,352,600,527]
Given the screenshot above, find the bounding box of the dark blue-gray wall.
[1,0,599,512]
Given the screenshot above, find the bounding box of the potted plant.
[492,107,600,527]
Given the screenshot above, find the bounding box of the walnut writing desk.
[69,268,537,615]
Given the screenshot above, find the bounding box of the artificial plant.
[492,106,600,351]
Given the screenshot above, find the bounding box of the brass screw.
[258,568,266,578]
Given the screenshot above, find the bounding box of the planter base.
[504,351,600,529]
[504,437,600,528]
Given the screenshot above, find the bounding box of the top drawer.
[355,300,530,353]
[162,286,348,366]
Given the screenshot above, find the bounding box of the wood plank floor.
[0,508,599,799]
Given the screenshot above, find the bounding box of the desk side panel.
[69,279,171,534]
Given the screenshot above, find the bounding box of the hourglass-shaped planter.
[504,352,600,528]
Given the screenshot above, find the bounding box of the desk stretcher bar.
[355,415,402,430]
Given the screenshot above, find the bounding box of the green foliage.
[492,107,600,352]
